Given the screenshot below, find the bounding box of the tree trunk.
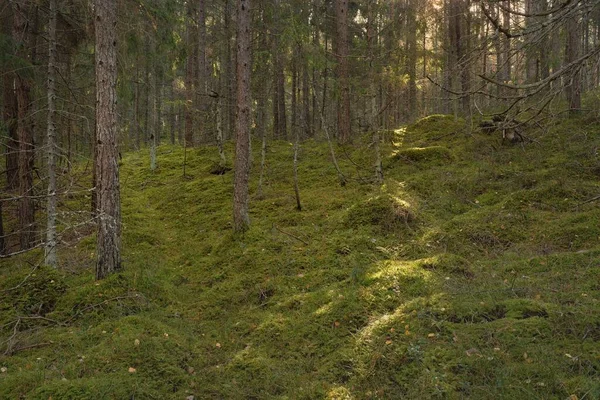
[95,0,122,279]
[45,0,58,267]
[134,64,141,149]
[367,0,383,183]
[185,0,195,147]
[2,9,18,191]
[335,0,351,143]
[406,0,418,121]
[197,0,207,141]
[233,0,252,233]
[0,201,5,255]
[565,12,582,114]
[13,0,36,250]
[291,48,298,140]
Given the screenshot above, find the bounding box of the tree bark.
[95,0,122,279]
[13,0,36,250]
[0,201,5,255]
[335,0,351,143]
[565,12,582,114]
[185,0,195,147]
[233,0,252,233]
[406,0,418,121]
[45,0,58,267]
[2,9,18,191]
[367,0,383,183]
[197,0,207,141]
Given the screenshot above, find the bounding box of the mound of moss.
[392,146,454,165]
[0,265,66,319]
[405,114,465,142]
[344,193,416,232]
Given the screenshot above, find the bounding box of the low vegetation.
[1,114,600,399]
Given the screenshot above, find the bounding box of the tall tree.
[335,0,351,143]
[565,9,582,113]
[12,0,36,250]
[185,0,195,147]
[45,0,58,267]
[95,0,122,279]
[233,0,251,232]
[2,9,18,191]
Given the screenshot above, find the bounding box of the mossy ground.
[1,113,600,399]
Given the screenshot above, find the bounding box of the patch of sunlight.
[315,302,333,316]
[357,307,407,341]
[327,386,354,400]
[368,259,422,280]
[391,126,407,147]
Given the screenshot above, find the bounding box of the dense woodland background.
[1,0,600,398]
[2,0,600,260]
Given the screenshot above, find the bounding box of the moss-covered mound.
[2,114,600,399]
[344,193,416,232]
[392,146,454,165]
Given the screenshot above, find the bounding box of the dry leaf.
[334,321,340,328]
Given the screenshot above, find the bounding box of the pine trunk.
[335,0,351,143]
[95,0,122,279]
[45,0,58,267]
[233,0,252,233]
[13,0,36,250]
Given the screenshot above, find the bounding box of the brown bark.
[406,0,418,121]
[95,0,122,279]
[565,13,582,113]
[13,0,36,250]
[2,9,18,190]
[185,0,195,147]
[233,0,251,233]
[0,201,5,255]
[197,0,207,142]
[2,74,18,191]
[271,2,287,140]
[335,0,351,143]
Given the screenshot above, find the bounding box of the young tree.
[233,0,251,233]
[95,0,122,279]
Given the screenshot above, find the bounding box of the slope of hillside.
[1,115,599,399]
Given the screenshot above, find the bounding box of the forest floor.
[1,114,600,399]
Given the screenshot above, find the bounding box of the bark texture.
[95,0,122,279]
[13,0,36,250]
[335,0,351,143]
[233,0,252,232]
[45,0,58,267]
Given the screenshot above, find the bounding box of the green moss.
[392,146,454,165]
[0,265,66,318]
[344,193,417,232]
[2,116,600,398]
